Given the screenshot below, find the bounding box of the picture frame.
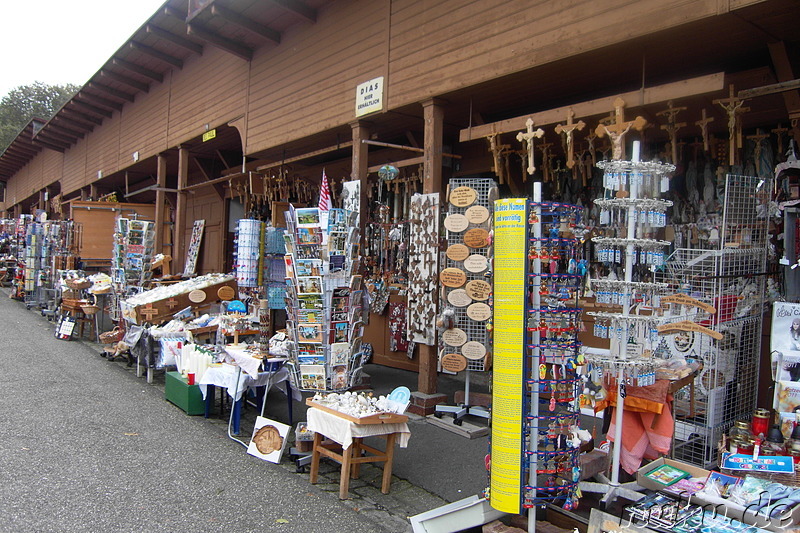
[247,416,290,464]
[642,464,691,486]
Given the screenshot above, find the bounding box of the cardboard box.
[164,371,205,415]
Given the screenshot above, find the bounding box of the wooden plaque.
[465,279,491,301]
[441,353,468,373]
[449,186,477,207]
[464,228,489,248]
[463,254,488,273]
[461,341,487,360]
[443,213,469,233]
[465,205,490,224]
[188,289,207,303]
[447,289,472,307]
[217,286,236,301]
[446,244,470,262]
[440,267,467,288]
[442,328,468,347]
[466,302,491,321]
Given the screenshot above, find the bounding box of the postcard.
[297,276,323,294]
[296,207,321,228]
[299,364,326,390]
[330,342,350,366]
[297,323,323,343]
[330,321,349,343]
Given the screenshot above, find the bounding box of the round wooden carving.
[217,286,236,301]
[461,341,487,360]
[439,267,467,288]
[463,228,490,248]
[447,289,472,307]
[443,213,469,233]
[449,186,477,207]
[465,205,490,224]
[441,353,468,373]
[446,244,470,262]
[465,279,491,301]
[442,327,468,347]
[188,289,207,303]
[466,302,491,321]
[252,425,283,455]
[463,254,488,273]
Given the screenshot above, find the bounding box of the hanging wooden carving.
[406,193,440,345]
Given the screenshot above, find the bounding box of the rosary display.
[283,197,365,392]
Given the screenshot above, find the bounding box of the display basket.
[65,279,92,290]
[99,326,121,344]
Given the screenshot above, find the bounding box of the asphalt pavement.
[0,290,493,533]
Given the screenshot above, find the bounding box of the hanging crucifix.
[515,118,545,178]
[772,123,789,160]
[695,108,715,154]
[656,100,687,165]
[487,133,511,184]
[746,129,770,175]
[713,84,749,166]
[554,108,586,169]
[595,97,647,160]
[538,141,554,182]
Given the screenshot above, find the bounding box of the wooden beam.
[269,0,316,24]
[129,41,184,69]
[254,141,353,171]
[87,82,136,103]
[46,123,85,139]
[155,154,167,254]
[193,157,214,181]
[111,57,164,83]
[75,93,123,112]
[186,24,253,61]
[59,108,102,126]
[53,115,95,132]
[145,25,203,55]
[69,99,112,118]
[163,5,185,20]
[768,42,800,121]
[37,130,78,145]
[31,138,65,153]
[1,153,28,165]
[5,144,38,157]
[100,69,149,93]
[211,5,281,44]
[459,72,726,142]
[367,156,425,173]
[175,146,189,274]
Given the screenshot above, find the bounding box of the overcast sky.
[1,0,167,98]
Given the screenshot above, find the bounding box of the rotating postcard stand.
[579,141,676,506]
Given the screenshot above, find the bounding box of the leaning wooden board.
[306,399,409,425]
[121,278,238,325]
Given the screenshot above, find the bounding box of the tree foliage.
[0,82,80,152]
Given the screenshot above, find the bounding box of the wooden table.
[306,400,410,499]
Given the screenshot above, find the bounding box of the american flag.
[318,169,331,211]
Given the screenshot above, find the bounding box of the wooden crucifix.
[746,129,770,175]
[773,123,789,159]
[515,118,545,177]
[487,133,511,184]
[594,97,647,160]
[656,100,687,164]
[713,84,749,166]
[695,108,715,153]
[554,109,586,169]
[538,141,554,182]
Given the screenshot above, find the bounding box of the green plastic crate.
[164,371,205,415]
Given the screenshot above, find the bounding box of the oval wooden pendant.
[447,289,472,307]
[461,341,487,360]
[449,186,478,207]
[463,254,488,273]
[441,353,468,373]
[439,267,467,288]
[188,289,207,303]
[442,327,468,347]
[446,244,470,262]
[466,302,491,321]
[443,213,469,233]
[217,285,236,301]
[464,228,489,248]
[465,279,491,301]
[465,205,490,224]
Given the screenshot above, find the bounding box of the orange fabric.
[608,402,675,474]
[594,379,671,414]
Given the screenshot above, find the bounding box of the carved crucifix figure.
[656,100,687,164]
[594,97,647,160]
[746,129,770,175]
[713,84,749,166]
[773,123,789,159]
[554,109,586,169]
[515,118,545,177]
[487,133,511,184]
[695,108,715,154]
[538,141,553,182]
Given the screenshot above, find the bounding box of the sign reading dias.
[355,76,384,117]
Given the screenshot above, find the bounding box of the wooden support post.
[80,188,88,201]
[350,120,370,237]
[155,153,167,255]
[175,146,189,274]
[89,183,99,200]
[418,98,444,396]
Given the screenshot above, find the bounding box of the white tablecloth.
[306,407,411,450]
[222,344,282,377]
[198,363,300,402]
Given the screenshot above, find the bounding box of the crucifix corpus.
[594,97,647,160]
[695,108,715,154]
[554,109,586,169]
[515,118,545,178]
[713,84,749,166]
[656,100,687,164]
[487,133,512,184]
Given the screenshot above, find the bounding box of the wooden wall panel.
[118,75,171,162]
[41,150,64,188]
[387,0,726,107]
[245,0,386,152]
[183,189,226,274]
[168,48,249,147]
[70,201,157,260]
[85,118,121,181]
[61,138,88,196]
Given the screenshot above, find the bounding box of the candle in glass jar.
[751,409,771,438]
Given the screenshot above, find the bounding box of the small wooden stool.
[309,431,398,499]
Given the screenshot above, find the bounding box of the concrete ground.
[0,289,498,533]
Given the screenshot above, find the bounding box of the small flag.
[318,169,331,211]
